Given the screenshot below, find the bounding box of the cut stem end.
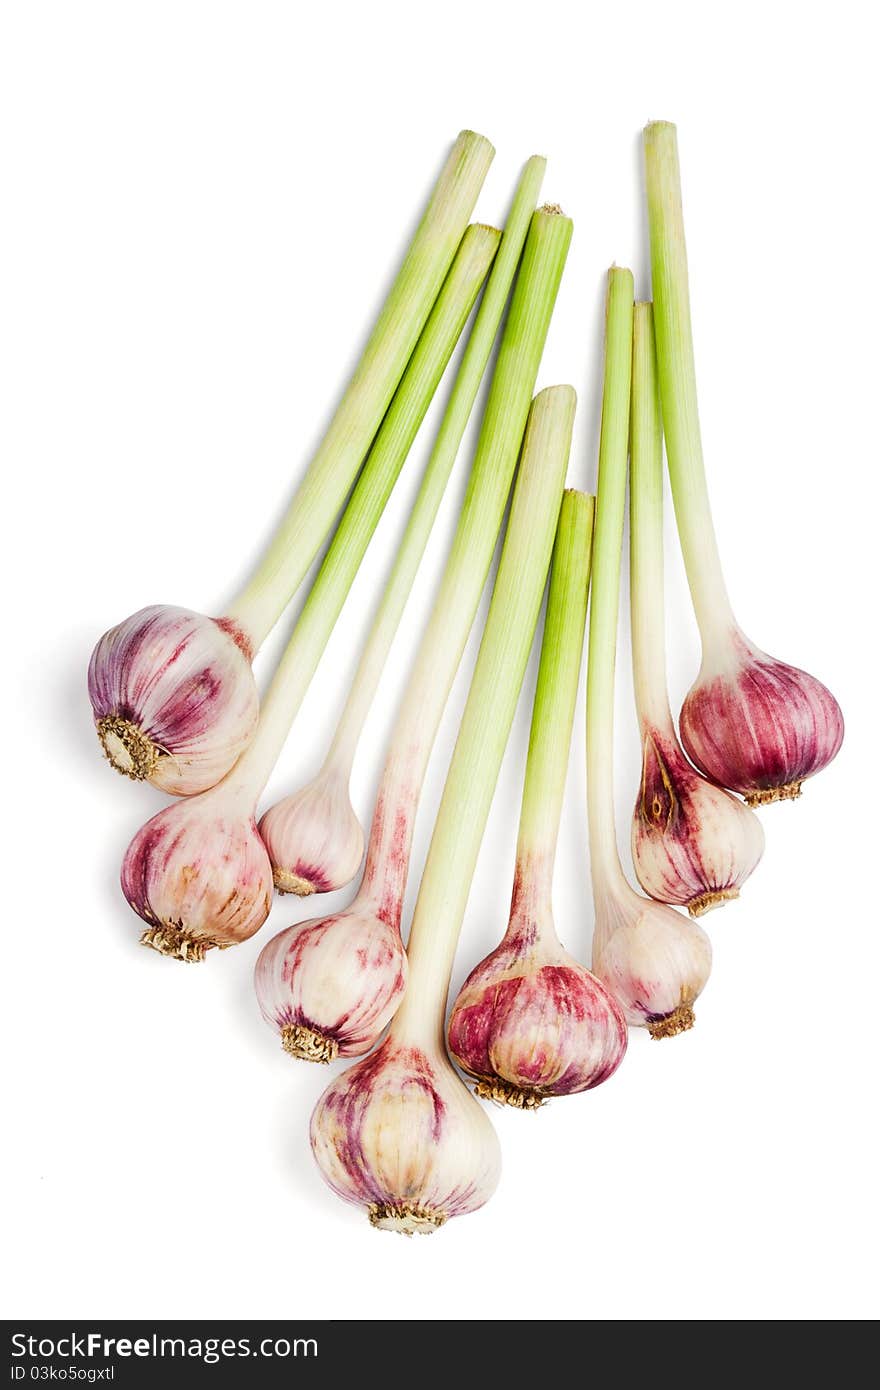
[140,925,224,962]
[367,1203,447,1236]
[474,1077,545,1109]
[647,1004,696,1039]
[688,887,739,917]
[272,868,318,896]
[745,781,803,807]
[97,716,160,781]
[280,1024,338,1063]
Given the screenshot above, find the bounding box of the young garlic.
[122,231,500,960]
[310,1038,501,1233]
[311,383,575,1232]
[258,765,364,896]
[259,157,548,896]
[448,493,627,1107]
[586,269,712,1037]
[645,122,843,805]
[628,302,764,914]
[255,207,573,1056]
[87,131,495,796]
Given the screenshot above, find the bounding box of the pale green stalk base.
[324,156,548,777]
[228,130,495,648]
[515,490,594,909]
[358,206,573,911]
[394,385,576,1045]
[226,225,499,799]
[585,268,635,894]
[644,121,734,652]
[630,301,675,732]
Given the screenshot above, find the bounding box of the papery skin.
[632,729,765,914]
[121,792,273,960]
[254,907,407,1061]
[448,910,627,1105]
[259,768,365,895]
[680,631,844,805]
[310,1037,501,1233]
[88,605,259,796]
[592,889,712,1037]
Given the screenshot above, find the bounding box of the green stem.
[227,130,495,648]
[226,225,500,799]
[514,490,594,912]
[394,385,575,1046]
[357,207,573,923]
[324,156,548,777]
[585,268,634,895]
[644,121,735,651]
[630,301,674,733]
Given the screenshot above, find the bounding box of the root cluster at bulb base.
[281,1024,338,1063]
[688,887,739,918]
[648,1004,696,1040]
[474,1077,545,1110]
[272,869,318,896]
[745,781,803,807]
[140,924,226,963]
[96,716,160,782]
[368,1203,447,1236]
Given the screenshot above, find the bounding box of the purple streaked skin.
[680,630,844,806]
[309,1037,501,1231]
[121,791,273,959]
[448,866,628,1105]
[88,605,259,796]
[591,886,713,1038]
[258,767,364,896]
[631,726,765,915]
[253,782,420,1058]
[254,909,407,1059]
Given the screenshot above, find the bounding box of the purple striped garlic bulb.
[586,268,712,1037]
[449,490,627,1106]
[310,1037,501,1234]
[89,606,259,797]
[632,732,764,913]
[628,301,764,913]
[679,633,844,806]
[592,885,712,1037]
[258,765,364,896]
[254,903,406,1062]
[448,901,627,1106]
[121,786,273,961]
[645,121,843,807]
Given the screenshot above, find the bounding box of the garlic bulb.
[310,1038,501,1233]
[644,121,843,805]
[585,268,713,1036]
[633,732,765,913]
[121,789,272,960]
[254,903,406,1061]
[89,605,258,796]
[628,301,764,913]
[88,130,494,796]
[449,899,627,1105]
[679,633,844,805]
[259,765,364,895]
[448,492,627,1107]
[592,883,712,1036]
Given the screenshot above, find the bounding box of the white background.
[2,0,876,1323]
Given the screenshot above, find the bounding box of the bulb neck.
[356,750,421,931]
